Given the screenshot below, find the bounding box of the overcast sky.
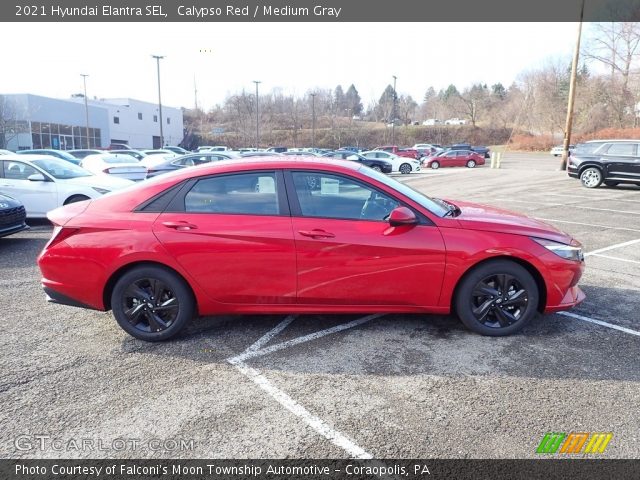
[2,22,580,110]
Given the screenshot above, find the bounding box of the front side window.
[184,172,279,215]
[291,171,399,221]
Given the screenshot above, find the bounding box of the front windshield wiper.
[434,198,461,218]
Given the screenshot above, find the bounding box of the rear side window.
[603,143,637,155]
[184,172,279,215]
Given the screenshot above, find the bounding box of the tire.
[64,195,90,205]
[580,167,603,188]
[466,160,476,168]
[110,266,195,341]
[371,165,382,172]
[454,260,539,336]
[604,181,619,187]
[399,163,412,174]
[430,161,440,170]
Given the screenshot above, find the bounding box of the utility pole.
[152,55,165,147]
[560,0,584,171]
[80,74,90,148]
[392,75,397,146]
[253,80,261,149]
[310,93,316,149]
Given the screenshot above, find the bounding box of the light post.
[392,75,397,146]
[253,80,261,149]
[152,55,165,147]
[310,93,316,149]
[80,74,90,148]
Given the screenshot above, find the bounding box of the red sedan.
[423,149,485,169]
[38,158,585,341]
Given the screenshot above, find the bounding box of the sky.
[1,22,580,110]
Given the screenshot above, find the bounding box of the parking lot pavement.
[1,151,638,460]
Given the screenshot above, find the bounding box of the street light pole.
[310,93,316,150]
[253,81,261,149]
[80,74,90,148]
[152,55,165,147]
[560,0,584,171]
[392,75,397,145]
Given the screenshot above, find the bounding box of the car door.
[443,151,458,167]
[286,170,446,306]
[600,142,638,181]
[0,160,58,217]
[152,170,297,305]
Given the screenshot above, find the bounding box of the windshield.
[31,158,92,179]
[359,166,449,217]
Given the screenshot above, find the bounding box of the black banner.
[4,0,640,22]
[2,459,640,480]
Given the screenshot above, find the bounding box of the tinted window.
[292,172,398,221]
[184,172,279,215]
[604,143,636,155]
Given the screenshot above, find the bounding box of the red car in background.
[423,149,485,169]
[38,158,585,342]
[374,145,422,160]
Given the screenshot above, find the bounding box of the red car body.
[38,158,584,340]
[423,150,486,169]
[375,146,422,160]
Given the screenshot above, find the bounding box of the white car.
[0,149,14,155]
[413,143,444,154]
[444,118,467,125]
[140,150,179,168]
[550,145,574,156]
[0,155,133,217]
[361,150,421,174]
[80,154,147,181]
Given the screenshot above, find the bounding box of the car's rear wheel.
[604,181,619,187]
[430,161,440,169]
[371,165,382,172]
[399,163,412,174]
[580,167,603,188]
[64,195,90,205]
[454,260,539,336]
[466,160,476,168]
[111,266,195,341]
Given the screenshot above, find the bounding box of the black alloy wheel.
[111,266,194,341]
[455,260,538,336]
[400,163,412,174]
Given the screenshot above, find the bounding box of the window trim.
[283,169,432,225]
[163,170,290,217]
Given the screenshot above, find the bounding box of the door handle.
[162,221,198,231]
[298,229,335,239]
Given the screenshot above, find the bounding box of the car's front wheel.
[430,161,440,169]
[454,260,539,336]
[111,266,195,341]
[399,163,412,174]
[580,167,603,188]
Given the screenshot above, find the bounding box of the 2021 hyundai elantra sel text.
[38,158,585,341]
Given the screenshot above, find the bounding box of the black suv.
[568,140,640,188]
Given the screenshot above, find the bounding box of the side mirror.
[388,207,417,227]
[27,173,46,182]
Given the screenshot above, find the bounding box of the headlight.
[92,187,111,195]
[532,237,584,262]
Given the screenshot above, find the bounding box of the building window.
[153,115,158,122]
[138,113,143,120]
[113,116,120,124]
[167,117,171,125]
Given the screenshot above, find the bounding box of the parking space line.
[230,360,373,459]
[590,253,640,265]
[494,198,640,215]
[229,313,385,363]
[533,218,640,233]
[584,238,640,257]
[244,315,296,353]
[558,311,640,337]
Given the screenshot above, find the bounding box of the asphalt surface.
[1,152,639,460]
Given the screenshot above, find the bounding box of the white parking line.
[230,360,373,459]
[229,313,385,363]
[584,238,640,257]
[558,311,640,337]
[494,198,640,215]
[244,315,296,353]
[590,253,640,265]
[533,218,640,233]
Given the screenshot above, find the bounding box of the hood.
[450,200,573,244]
[60,175,134,190]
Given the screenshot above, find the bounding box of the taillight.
[45,226,80,249]
[103,168,112,174]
